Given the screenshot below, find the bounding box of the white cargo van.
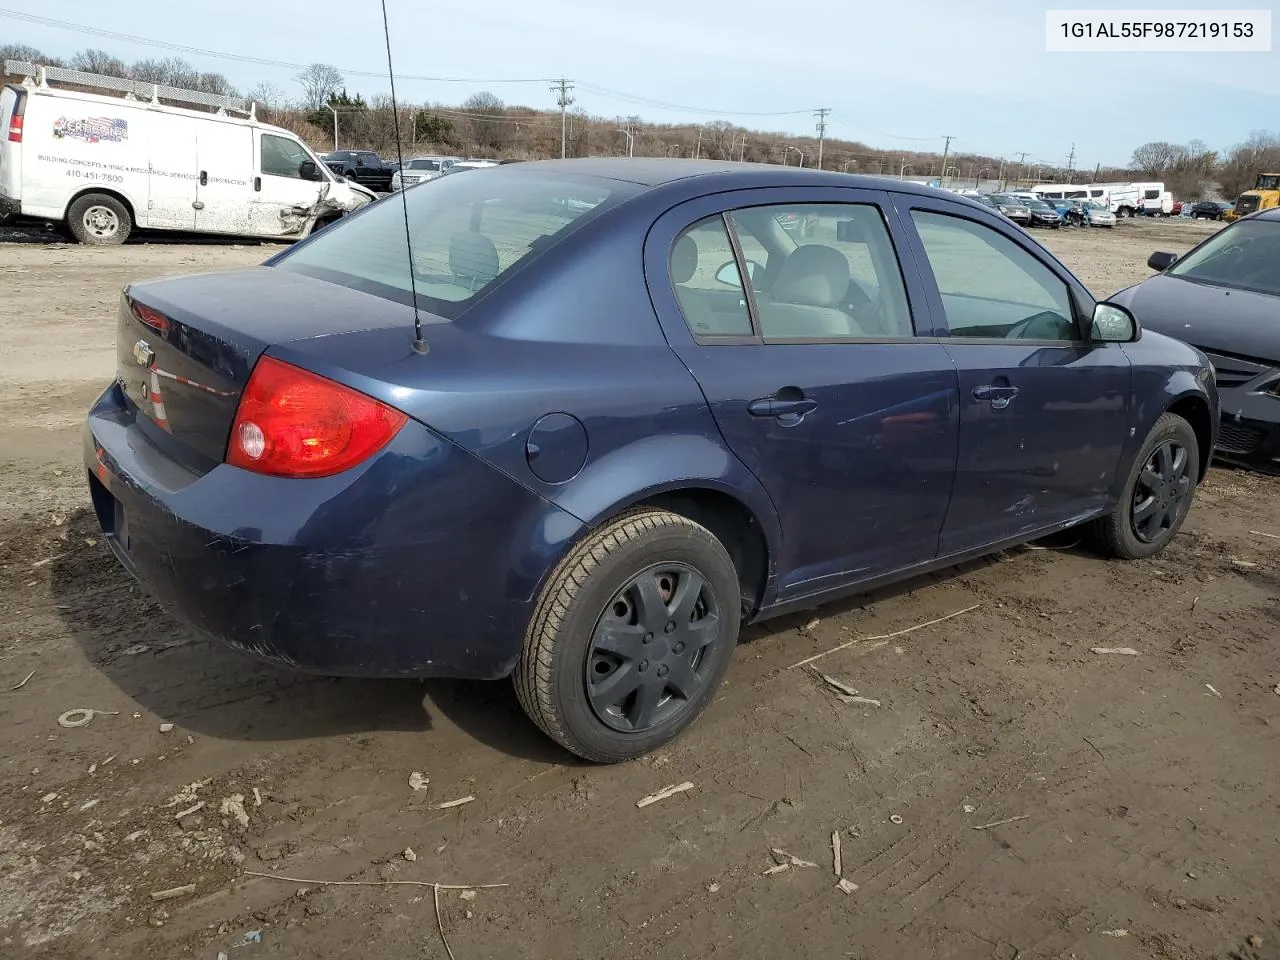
[0,61,375,244]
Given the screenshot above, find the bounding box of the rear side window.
[1144,189,1161,199]
[911,210,1077,341]
[670,216,754,337]
[278,170,630,318]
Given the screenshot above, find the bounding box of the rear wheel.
[514,508,741,763]
[1087,412,1199,560]
[67,193,131,245]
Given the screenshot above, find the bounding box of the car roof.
[1253,207,1280,221]
[507,157,972,201]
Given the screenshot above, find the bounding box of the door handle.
[748,396,818,418]
[254,176,262,192]
[199,170,208,186]
[972,384,1019,409]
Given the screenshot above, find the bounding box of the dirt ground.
[2,217,1278,960]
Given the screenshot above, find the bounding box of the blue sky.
[3,0,1276,168]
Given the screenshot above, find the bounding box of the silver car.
[990,194,1032,225]
[390,155,460,190]
[1082,201,1116,228]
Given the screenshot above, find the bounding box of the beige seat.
[760,244,863,339]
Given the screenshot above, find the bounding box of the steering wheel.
[1004,310,1074,340]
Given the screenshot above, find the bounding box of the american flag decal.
[53,116,129,143]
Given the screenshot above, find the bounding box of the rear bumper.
[84,381,582,678]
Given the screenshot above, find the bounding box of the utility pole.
[940,135,955,186]
[1013,150,1029,187]
[550,78,575,159]
[814,107,830,170]
[695,125,703,159]
[616,118,635,158]
[1066,142,1077,182]
[738,134,746,161]
[326,103,338,151]
[996,156,1005,189]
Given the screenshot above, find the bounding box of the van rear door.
[0,84,26,213]
[194,121,252,235]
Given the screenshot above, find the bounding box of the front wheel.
[1087,412,1200,560]
[67,193,132,245]
[514,508,742,763]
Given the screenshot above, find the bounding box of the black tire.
[67,193,132,245]
[1087,412,1200,560]
[514,507,742,763]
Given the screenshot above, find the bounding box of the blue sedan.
[85,159,1218,762]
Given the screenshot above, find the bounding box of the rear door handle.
[199,170,208,186]
[748,397,818,418]
[972,384,1019,409]
[253,176,262,192]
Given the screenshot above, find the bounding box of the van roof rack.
[3,60,255,119]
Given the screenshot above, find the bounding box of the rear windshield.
[277,169,630,318]
[407,158,443,170]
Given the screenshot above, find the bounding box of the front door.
[249,132,325,238]
[647,188,960,602]
[898,202,1132,554]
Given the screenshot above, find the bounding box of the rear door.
[894,196,1132,553]
[147,113,197,229]
[646,187,960,602]
[0,85,25,208]
[194,121,252,235]
[249,131,325,237]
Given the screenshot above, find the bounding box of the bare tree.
[0,43,53,65]
[70,48,128,77]
[461,91,507,153]
[1218,130,1280,198]
[248,81,286,109]
[296,63,343,111]
[1130,141,1181,178]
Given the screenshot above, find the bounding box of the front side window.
[278,169,629,318]
[261,134,310,180]
[728,203,914,340]
[910,210,1078,341]
[1166,220,1280,296]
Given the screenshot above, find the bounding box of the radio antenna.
[379,0,428,354]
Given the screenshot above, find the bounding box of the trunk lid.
[117,266,425,473]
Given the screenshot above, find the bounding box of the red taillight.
[226,356,407,478]
[129,298,171,333]
[6,114,22,142]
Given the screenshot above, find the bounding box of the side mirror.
[714,259,762,287]
[299,160,319,181]
[1091,302,1139,343]
[1147,251,1177,271]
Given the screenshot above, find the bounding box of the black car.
[1109,208,1280,473]
[1189,200,1233,220]
[319,150,398,192]
[1025,198,1063,228]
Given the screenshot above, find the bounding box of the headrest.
[671,234,698,284]
[449,231,500,285]
[771,244,850,307]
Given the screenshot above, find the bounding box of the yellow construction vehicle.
[1225,172,1280,220]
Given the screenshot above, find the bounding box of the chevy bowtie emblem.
[132,339,155,368]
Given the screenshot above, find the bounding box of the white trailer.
[0,61,375,244]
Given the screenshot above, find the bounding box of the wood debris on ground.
[972,814,1030,831]
[770,847,819,868]
[437,796,475,809]
[1090,647,1140,656]
[408,771,429,791]
[9,670,35,691]
[636,781,694,808]
[788,603,980,670]
[150,883,196,902]
[837,878,859,894]
[831,831,842,877]
[1205,683,1223,698]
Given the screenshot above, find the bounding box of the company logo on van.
[53,116,129,143]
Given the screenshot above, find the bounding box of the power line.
[0,8,555,83]
[575,82,811,117]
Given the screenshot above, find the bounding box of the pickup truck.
[319,150,398,193]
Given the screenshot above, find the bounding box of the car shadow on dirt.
[46,508,571,764]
